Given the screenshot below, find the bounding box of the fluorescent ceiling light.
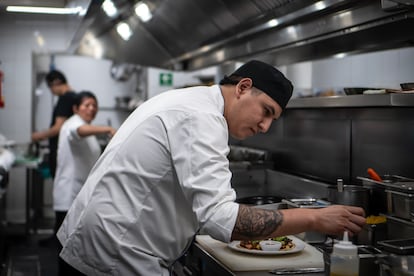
[102,0,117,17]
[267,19,279,28]
[116,22,133,41]
[135,2,152,22]
[6,6,83,15]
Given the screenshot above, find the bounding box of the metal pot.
[328,185,370,214]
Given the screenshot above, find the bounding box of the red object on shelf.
[367,168,382,182]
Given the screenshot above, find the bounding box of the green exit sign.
[159,73,173,86]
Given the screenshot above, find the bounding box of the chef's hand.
[313,205,366,237]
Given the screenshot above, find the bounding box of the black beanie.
[222,60,293,110]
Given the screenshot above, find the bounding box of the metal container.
[386,190,414,221]
[282,198,330,243]
[358,175,414,218]
[384,215,414,240]
[328,185,370,214]
[378,238,414,255]
[282,198,331,208]
[358,176,388,214]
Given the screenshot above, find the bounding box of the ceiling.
[1,0,414,70]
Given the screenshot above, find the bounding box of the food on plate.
[239,236,295,251]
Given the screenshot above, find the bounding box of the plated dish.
[228,236,305,255]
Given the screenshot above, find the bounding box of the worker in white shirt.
[57,60,366,276]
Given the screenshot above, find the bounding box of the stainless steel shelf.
[287,94,414,109]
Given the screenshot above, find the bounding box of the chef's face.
[227,78,283,140]
[75,97,98,123]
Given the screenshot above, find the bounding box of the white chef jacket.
[57,85,239,275]
[54,114,101,211]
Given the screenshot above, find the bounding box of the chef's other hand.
[314,205,366,237]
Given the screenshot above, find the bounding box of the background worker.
[31,70,77,178]
[31,70,77,246]
[53,91,116,276]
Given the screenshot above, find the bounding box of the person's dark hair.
[45,70,67,86]
[74,91,97,107]
[219,75,243,85]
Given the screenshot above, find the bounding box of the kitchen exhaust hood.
[70,0,414,70]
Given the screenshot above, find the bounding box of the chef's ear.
[236,78,253,96]
[72,104,78,113]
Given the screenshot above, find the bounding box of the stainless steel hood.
[71,0,414,70]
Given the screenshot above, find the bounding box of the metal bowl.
[400,83,414,91]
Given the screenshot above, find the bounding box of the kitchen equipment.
[378,254,414,276]
[357,219,387,246]
[195,235,324,272]
[378,238,414,255]
[386,189,414,220]
[358,174,414,219]
[400,82,414,90]
[282,198,329,243]
[282,198,330,208]
[236,195,283,205]
[328,185,370,214]
[383,215,414,240]
[337,178,344,192]
[343,87,379,95]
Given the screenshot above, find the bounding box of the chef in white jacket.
[57,61,366,276]
[54,91,116,239]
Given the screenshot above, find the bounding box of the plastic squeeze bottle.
[329,231,359,276]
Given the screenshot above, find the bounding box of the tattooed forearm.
[231,204,284,241]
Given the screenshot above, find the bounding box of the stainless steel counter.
[287,93,414,108]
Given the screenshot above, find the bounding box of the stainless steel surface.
[177,0,414,70]
[235,106,414,191]
[266,170,331,200]
[337,178,344,192]
[287,94,414,108]
[378,238,414,255]
[282,198,330,209]
[358,176,414,192]
[269,267,325,275]
[386,190,414,221]
[328,185,370,214]
[25,0,409,70]
[384,214,414,239]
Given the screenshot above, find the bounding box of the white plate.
[228,236,306,255]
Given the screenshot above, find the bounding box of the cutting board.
[196,235,324,272]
